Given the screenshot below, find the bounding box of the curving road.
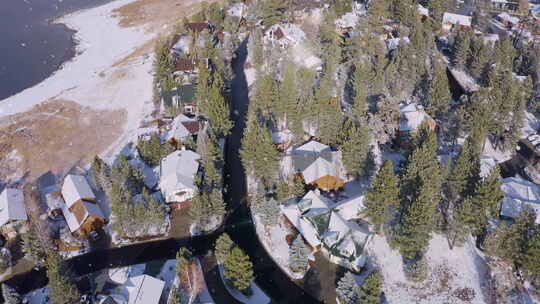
[7,38,321,304]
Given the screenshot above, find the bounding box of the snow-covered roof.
[265,23,306,46]
[271,129,294,145]
[0,188,27,227]
[501,177,540,203]
[442,13,472,27]
[166,114,197,141]
[302,153,344,185]
[480,156,497,178]
[333,195,364,220]
[498,12,520,25]
[227,2,247,18]
[61,174,96,209]
[417,4,429,17]
[159,149,200,201]
[501,177,540,224]
[62,200,104,233]
[399,103,428,132]
[335,12,359,30]
[299,190,333,215]
[126,275,165,304]
[294,140,331,154]
[281,203,321,248]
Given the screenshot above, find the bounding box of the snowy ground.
[217,264,270,304]
[252,212,309,280]
[367,234,490,304]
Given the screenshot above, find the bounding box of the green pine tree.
[359,272,382,304]
[352,63,368,119]
[425,60,451,120]
[523,229,540,284]
[469,165,503,233]
[364,160,400,234]
[341,122,371,178]
[45,251,81,304]
[215,233,234,262]
[224,247,255,293]
[452,30,471,70]
[261,0,288,26]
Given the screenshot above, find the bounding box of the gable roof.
[442,13,472,27]
[294,140,331,154]
[62,200,104,233]
[399,103,429,132]
[126,275,165,304]
[501,177,540,224]
[61,175,96,209]
[0,188,27,226]
[160,150,201,200]
[167,114,197,141]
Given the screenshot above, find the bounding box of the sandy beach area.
[0,0,201,182]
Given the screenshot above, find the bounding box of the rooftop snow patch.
[501,177,540,224]
[61,174,96,208]
[0,188,27,227]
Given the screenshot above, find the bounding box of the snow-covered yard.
[217,264,270,304]
[367,234,491,303]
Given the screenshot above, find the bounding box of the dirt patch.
[113,0,198,30]
[0,99,125,182]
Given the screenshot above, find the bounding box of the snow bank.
[367,234,489,303]
[217,264,270,304]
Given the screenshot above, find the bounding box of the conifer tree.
[397,130,443,259]
[255,73,279,119]
[427,0,447,23]
[368,0,390,32]
[240,116,279,187]
[21,223,47,267]
[364,160,400,234]
[359,272,382,304]
[523,230,540,283]
[261,0,288,26]
[196,60,211,108]
[250,28,264,70]
[469,165,503,232]
[341,122,371,178]
[278,62,298,126]
[336,272,360,304]
[494,36,516,71]
[215,233,234,262]
[447,138,480,202]
[202,73,234,136]
[334,0,353,16]
[393,0,415,26]
[224,247,255,293]
[352,64,368,119]
[289,235,309,273]
[45,251,81,304]
[448,197,477,247]
[452,30,471,70]
[425,60,451,120]
[469,37,491,81]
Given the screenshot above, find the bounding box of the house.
[161,84,198,115]
[417,4,429,21]
[61,175,105,236]
[173,58,209,77]
[442,13,472,32]
[165,114,201,145]
[497,12,520,28]
[281,190,371,271]
[159,149,201,207]
[263,23,306,49]
[491,0,528,13]
[126,275,165,304]
[500,177,540,224]
[0,188,27,227]
[282,141,347,191]
[397,103,437,147]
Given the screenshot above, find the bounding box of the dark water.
[0,0,115,101]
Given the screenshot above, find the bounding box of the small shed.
[0,188,27,227]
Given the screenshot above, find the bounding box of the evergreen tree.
[240,116,279,187]
[289,235,309,273]
[352,63,368,119]
[469,37,491,81]
[427,0,447,23]
[196,60,211,108]
[447,138,480,202]
[364,160,400,234]
[523,229,540,283]
[201,73,234,136]
[359,272,382,304]
[21,223,47,267]
[137,134,175,167]
[397,130,443,259]
[336,272,360,304]
[2,283,22,304]
[425,60,451,120]
[279,62,298,127]
[224,247,255,292]
[215,233,234,262]
[45,251,81,304]
[448,197,477,247]
[368,0,390,32]
[393,0,415,26]
[494,36,516,71]
[469,166,503,232]
[91,155,112,193]
[252,195,280,227]
[341,122,371,178]
[261,0,288,26]
[334,0,353,16]
[452,30,471,70]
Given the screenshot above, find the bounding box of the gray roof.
[62,175,96,208]
[0,188,27,226]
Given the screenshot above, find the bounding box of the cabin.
[280,190,371,272]
[263,23,306,49]
[442,13,472,32]
[161,84,198,115]
[0,188,27,239]
[396,103,438,148]
[61,175,105,237]
[417,4,429,21]
[159,149,201,208]
[165,114,201,146]
[282,141,347,191]
[500,177,540,224]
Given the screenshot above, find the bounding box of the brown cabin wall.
[78,216,105,236]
